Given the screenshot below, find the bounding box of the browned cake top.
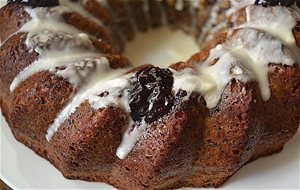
[1,0,299,160]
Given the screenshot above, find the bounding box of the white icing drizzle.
[46,66,132,141]
[228,29,294,100]
[173,45,251,108]
[205,21,228,44]
[176,28,294,108]
[6,4,134,149]
[25,31,93,54]
[10,52,99,91]
[5,0,300,161]
[0,0,7,9]
[116,119,147,159]
[21,6,80,34]
[142,0,149,13]
[175,0,184,11]
[0,6,80,47]
[9,6,101,92]
[238,5,300,63]
[189,0,199,9]
[94,0,107,6]
[115,2,299,159]
[241,6,297,47]
[226,0,255,16]
[198,0,222,44]
[293,3,300,17]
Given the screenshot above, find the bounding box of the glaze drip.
[46,68,132,141]
[5,0,300,160]
[174,29,295,109]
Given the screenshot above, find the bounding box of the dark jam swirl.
[7,0,59,7]
[128,67,175,124]
[255,0,296,7]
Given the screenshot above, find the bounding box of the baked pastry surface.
[0,0,299,189]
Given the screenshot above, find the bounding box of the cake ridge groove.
[0,0,299,189]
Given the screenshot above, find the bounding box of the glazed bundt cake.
[0,0,300,189]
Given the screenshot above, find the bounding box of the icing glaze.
[20,6,79,34]
[226,0,255,16]
[9,6,100,92]
[175,0,184,11]
[6,0,300,160]
[180,28,294,108]
[0,0,6,9]
[10,53,102,92]
[4,3,134,146]
[241,6,297,47]
[189,0,200,9]
[46,68,132,141]
[116,119,147,159]
[25,31,93,55]
[239,5,300,63]
[198,0,222,44]
[0,6,79,47]
[141,0,149,13]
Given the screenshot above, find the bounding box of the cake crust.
[0,1,300,190]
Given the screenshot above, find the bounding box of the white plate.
[1,108,299,190]
[0,26,299,189]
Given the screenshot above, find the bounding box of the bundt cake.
[0,0,299,189]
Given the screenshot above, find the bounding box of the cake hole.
[123,27,200,68]
[69,146,75,151]
[40,97,47,104]
[246,146,250,152]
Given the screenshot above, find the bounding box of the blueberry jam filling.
[129,67,176,124]
[7,0,59,7]
[255,0,296,7]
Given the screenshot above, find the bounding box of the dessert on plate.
[0,0,299,189]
